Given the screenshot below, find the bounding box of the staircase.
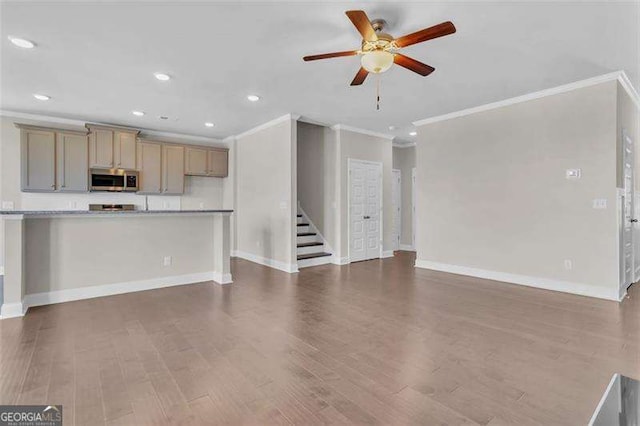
[296,211,332,268]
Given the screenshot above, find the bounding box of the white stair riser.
[297,234,319,244]
[297,216,304,224]
[297,245,324,255]
[296,225,310,233]
[298,256,332,268]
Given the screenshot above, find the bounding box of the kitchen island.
[1,210,233,318]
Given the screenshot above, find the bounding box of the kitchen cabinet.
[162,144,185,194]
[207,149,228,177]
[20,127,57,192]
[185,147,209,175]
[56,132,88,192]
[114,131,137,169]
[137,141,163,194]
[87,125,138,169]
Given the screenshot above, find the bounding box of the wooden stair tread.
[297,242,323,248]
[297,232,316,237]
[297,252,332,260]
[296,223,310,227]
[296,214,302,217]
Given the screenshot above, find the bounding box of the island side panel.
[212,213,232,284]
[1,216,26,318]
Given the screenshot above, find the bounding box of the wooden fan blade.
[393,21,456,48]
[350,67,368,86]
[394,54,435,76]
[345,10,378,41]
[303,50,359,61]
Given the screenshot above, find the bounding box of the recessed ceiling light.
[388,126,396,130]
[247,94,260,102]
[9,37,35,49]
[33,94,50,101]
[159,116,169,120]
[204,122,215,128]
[154,72,171,81]
[132,110,145,116]
[409,131,417,136]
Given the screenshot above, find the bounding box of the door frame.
[412,167,416,250]
[392,168,401,251]
[620,128,636,299]
[347,158,383,262]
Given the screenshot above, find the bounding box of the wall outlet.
[279,201,287,210]
[564,259,573,270]
[566,169,581,179]
[163,256,172,267]
[199,202,205,209]
[592,199,607,209]
[1,201,15,210]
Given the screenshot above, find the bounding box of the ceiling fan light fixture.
[361,50,394,74]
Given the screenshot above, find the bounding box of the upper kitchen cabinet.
[185,146,209,176]
[19,125,57,192]
[87,124,139,169]
[162,144,185,194]
[137,141,163,194]
[56,131,89,192]
[207,149,228,177]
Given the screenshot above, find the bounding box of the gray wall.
[415,80,620,298]
[235,118,296,267]
[393,146,416,247]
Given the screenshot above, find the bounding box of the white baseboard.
[234,250,299,273]
[19,271,220,314]
[382,250,394,258]
[332,256,350,265]
[399,244,415,252]
[212,272,233,284]
[0,302,27,319]
[415,259,619,301]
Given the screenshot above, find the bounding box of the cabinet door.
[21,129,56,191]
[57,132,88,192]
[185,147,208,175]
[207,149,228,177]
[137,142,162,194]
[90,129,114,168]
[114,131,136,170]
[162,145,185,194]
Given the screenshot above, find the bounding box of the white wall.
[0,114,231,271]
[335,128,394,259]
[415,80,620,300]
[235,116,297,270]
[393,146,416,248]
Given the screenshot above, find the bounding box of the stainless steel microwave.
[90,168,139,192]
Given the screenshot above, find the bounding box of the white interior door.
[349,159,382,262]
[392,169,401,251]
[622,131,635,294]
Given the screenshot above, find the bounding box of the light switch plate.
[592,199,607,209]
[163,256,172,266]
[566,169,581,179]
[1,201,15,210]
[279,201,287,210]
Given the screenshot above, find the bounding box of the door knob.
[363,215,370,219]
[632,219,638,223]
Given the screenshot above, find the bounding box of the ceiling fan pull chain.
[376,74,381,111]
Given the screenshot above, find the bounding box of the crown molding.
[233,113,299,140]
[0,110,225,145]
[331,124,395,141]
[413,71,639,127]
[393,142,416,148]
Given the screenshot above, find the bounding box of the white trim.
[0,110,225,145]
[212,272,233,285]
[332,256,350,265]
[0,266,4,276]
[332,124,395,141]
[233,250,299,273]
[413,71,639,127]
[0,302,27,319]
[392,168,401,251]
[393,142,416,148]
[588,374,620,426]
[399,244,415,252]
[415,259,620,301]
[234,113,300,140]
[382,250,394,258]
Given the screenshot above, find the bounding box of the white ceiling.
[1,1,638,144]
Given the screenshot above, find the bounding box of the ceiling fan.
[303,10,456,86]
